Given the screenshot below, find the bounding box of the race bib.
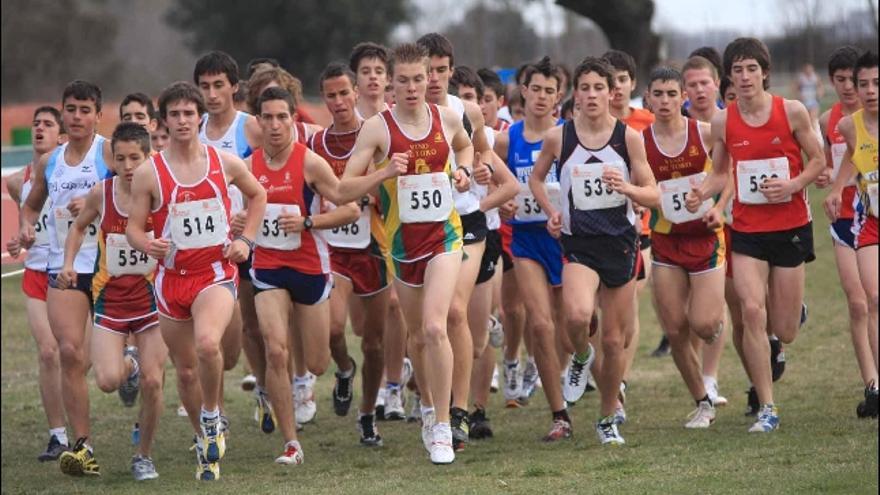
[106,232,156,276]
[168,198,229,250]
[34,206,51,246]
[256,203,301,250]
[570,162,628,211]
[397,173,453,223]
[514,182,561,222]
[659,173,712,224]
[736,158,791,205]
[324,204,371,249]
[868,183,879,218]
[54,208,98,248]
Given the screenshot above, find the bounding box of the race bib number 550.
[397,173,453,223]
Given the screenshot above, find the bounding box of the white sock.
[337,363,355,379]
[421,406,435,417]
[504,359,519,368]
[286,439,301,450]
[294,374,309,386]
[527,355,536,365]
[49,427,68,446]
[200,407,220,422]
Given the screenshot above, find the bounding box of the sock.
[574,348,592,364]
[421,406,435,417]
[337,363,354,379]
[527,355,536,366]
[127,354,140,378]
[49,427,68,446]
[552,408,570,423]
[386,382,401,391]
[294,374,309,386]
[286,439,301,450]
[696,394,711,407]
[358,409,375,419]
[504,359,518,368]
[201,406,220,423]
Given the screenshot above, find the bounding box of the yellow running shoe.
[59,438,100,476]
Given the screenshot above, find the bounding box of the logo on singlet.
[181,191,196,202]
[221,141,233,149]
[731,140,750,148]
[259,175,269,184]
[771,137,782,145]
[688,145,699,157]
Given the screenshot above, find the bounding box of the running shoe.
[430,423,455,464]
[294,378,317,425]
[421,410,436,452]
[402,357,414,387]
[59,437,100,476]
[684,400,716,429]
[770,338,786,382]
[748,404,780,433]
[596,417,625,446]
[38,435,69,462]
[612,406,627,426]
[357,413,383,447]
[488,315,504,348]
[563,344,595,404]
[408,393,422,423]
[119,345,140,407]
[194,439,219,481]
[257,391,276,434]
[490,365,500,393]
[857,383,879,418]
[651,336,671,357]
[384,386,406,421]
[333,359,357,417]
[131,454,159,481]
[200,416,226,462]
[375,387,386,421]
[275,440,304,465]
[503,360,522,405]
[241,374,257,391]
[520,359,539,403]
[450,407,470,451]
[704,377,728,407]
[177,404,188,417]
[468,408,493,439]
[800,301,808,327]
[542,418,572,442]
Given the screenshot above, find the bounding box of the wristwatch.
[303,216,314,230]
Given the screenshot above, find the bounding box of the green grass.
[2,187,878,494]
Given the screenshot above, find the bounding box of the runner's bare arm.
[441,106,474,191]
[6,169,25,205]
[480,151,519,212]
[785,98,826,190]
[619,127,660,208]
[691,109,730,210]
[464,101,490,153]
[824,116,858,221]
[815,109,834,188]
[529,126,562,216]
[338,117,401,203]
[62,183,102,273]
[126,160,166,258]
[244,115,263,152]
[302,149,360,228]
[102,140,116,175]
[19,153,51,246]
[221,151,267,244]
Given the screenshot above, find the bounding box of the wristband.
[456,166,472,178]
[234,234,254,251]
[303,216,314,230]
[484,163,495,175]
[360,195,371,208]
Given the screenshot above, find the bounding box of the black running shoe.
[770,338,785,382]
[333,359,357,417]
[651,336,671,357]
[357,414,383,447]
[450,407,470,451]
[468,408,493,439]
[744,386,759,416]
[857,384,879,418]
[38,435,70,462]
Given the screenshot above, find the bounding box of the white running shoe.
[429,423,455,464]
[241,374,257,391]
[684,400,716,429]
[294,379,317,425]
[704,377,728,407]
[407,393,422,423]
[520,359,539,400]
[503,360,522,402]
[274,440,304,465]
[488,315,504,348]
[384,387,406,420]
[421,410,436,452]
[490,365,500,393]
[596,418,626,446]
[563,345,595,404]
[177,405,188,417]
[402,357,414,386]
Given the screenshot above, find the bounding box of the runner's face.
[510,100,525,122]
[856,66,879,114]
[392,62,428,110]
[151,127,169,152]
[426,56,452,103]
[723,86,737,106]
[62,98,100,140]
[258,99,294,147]
[574,72,610,119]
[120,101,153,128]
[683,68,718,113]
[457,85,478,104]
[480,89,502,125]
[164,100,201,143]
[610,70,634,109]
[831,69,858,107]
[112,140,147,182]
[356,57,388,99]
[32,112,62,155]
[647,79,683,121]
[522,74,558,118]
[198,72,237,115]
[729,58,766,98]
[322,76,358,127]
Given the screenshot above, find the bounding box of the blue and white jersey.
[199,110,253,214]
[45,135,111,272]
[506,120,559,226]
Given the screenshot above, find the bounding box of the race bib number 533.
[570,162,628,211]
[257,203,302,250]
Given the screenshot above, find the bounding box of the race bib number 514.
[169,198,229,250]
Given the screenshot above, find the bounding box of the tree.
[166,0,410,93]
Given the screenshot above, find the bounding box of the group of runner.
[6,32,878,481]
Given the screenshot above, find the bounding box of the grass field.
[1,188,878,495]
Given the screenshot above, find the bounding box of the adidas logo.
[771,136,782,145]
[464,232,475,240]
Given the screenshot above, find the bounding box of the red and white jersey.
[826,102,857,220]
[150,145,234,275]
[251,143,329,274]
[726,95,811,233]
[21,165,51,271]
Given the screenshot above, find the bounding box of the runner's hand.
[685,187,703,213]
[760,177,795,203]
[146,237,171,259]
[57,266,77,290]
[703,206,725,230]
[224,239,250,263]
[814,168,832,189]
[602,168,630,195]
[547,211,563,239]
[67,197,86,216]
[823,191,841,222]
[19,224,35,249]
[230,210,247,236]
[473,154,492,186]
[6,237,22,258]
[384,152,409,180]
[278,210,306,233]
[499,199,517,221]
[453,167,471,192]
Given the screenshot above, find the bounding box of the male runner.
[119,93,158,131]
[58,123,167,480]
[532,57,659,445]
[126,81,266,479]
[478,68,509,132]
[687,37,825,433]
[18,80,115,476]
[151,119,170,153]
[338,42,473,464]
[5,106,67,462]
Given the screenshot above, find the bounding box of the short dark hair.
[648,66,683,90]
[601,49,637,81]
[450,66,484,100]
[723,37,771,90]
[522,56,560,91]
[719,76,734,100]
[33,106,64,133]
[257,86,296,115]
[319,62,357,92]
[416,32,455,67]
[349,42,390,73]
[688,46,723,77]
[194,50,240,86]
[119,93,156,120]
[828,45,862,77]
[246,57,280,78]
[111,122,151,156]
[854,50,879,81]
[682,56,719,80]
[560,97,575,119]
[477,68,505,101]
[154,117,168,132]
[62,80,102,112]
[514,63,531,85]
[389,43,429,75]
[573,57,615,90]
[158,81,207,120]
